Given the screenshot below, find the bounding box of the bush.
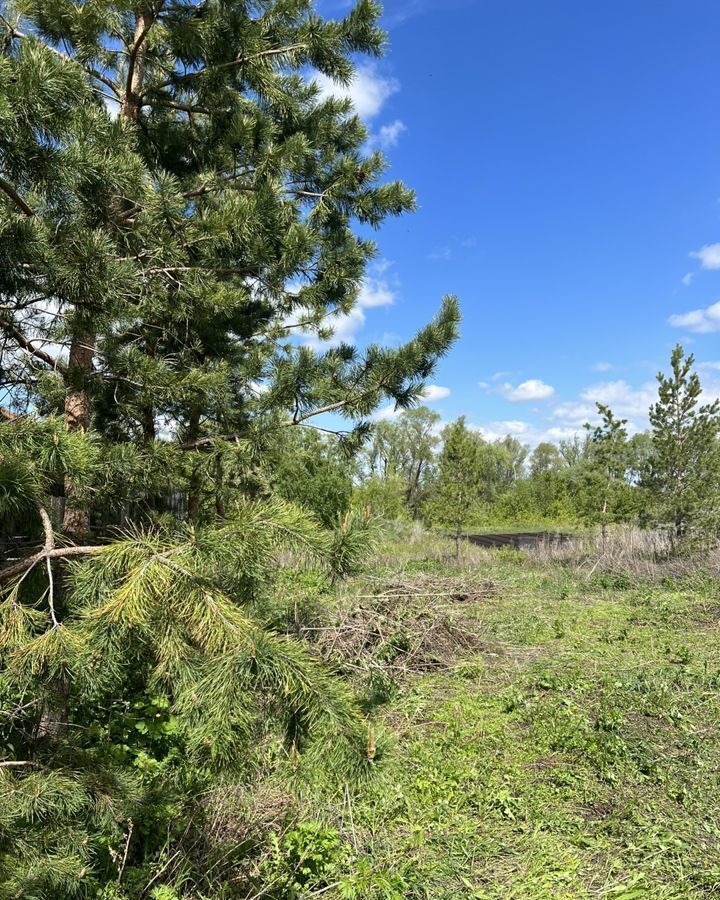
[263,822,351,897]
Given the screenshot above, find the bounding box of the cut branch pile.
[316,573,497,677]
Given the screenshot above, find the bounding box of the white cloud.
[357,278,395,309]
[583,381,650,407]
[429,246,452,261]
[543,426,583,441]
[498,379,555,402]
[314,64,399,120]
[503,420,530,433]
[321,307,367,345]
[156,414,178,442]
[474,419,531,441]
[690,243,720,270]
[374,119,407,150]
[592,361,613,372]
[315,70,405,152]
[668,300,720,333]
[473,365,720,452]
[375,403,400,422]
[551,379,657,430]
[375,385,451,423]
[421,384,450,402]
[682,272,693,287]
[469,419,582,447]
[103,95,120,120]
[548,369,720,438]
[549,400,596,427]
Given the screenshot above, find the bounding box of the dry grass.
[525,525,720,582]
[529,527,670,567]
[206,782,295,847]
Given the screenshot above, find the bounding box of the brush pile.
[315,572,497,677]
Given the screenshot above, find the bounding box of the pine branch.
[295,423,353,437]
[0,176,34,217]
[151,43,307,92]
[89,71,122,98]
[293,399,354,424]
[32,501,60,627]
[0,317,67,374]
[178,383,386,450]
[177,415,357,451]
[147,265,256,277]
[2,21,122,98]
[117,169,255,221]
[144,99,210,114]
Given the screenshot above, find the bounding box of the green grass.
[278,536,720,899]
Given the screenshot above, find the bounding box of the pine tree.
[584,402,629,545]
[647,345,720,543]
[0,1,459,893]
[426,417,483,559]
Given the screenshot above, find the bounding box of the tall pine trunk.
[187,409,203,522]
[41,7,155,744]
[62,334,94,540]
[37,334,95,744]
[121,10,152,122]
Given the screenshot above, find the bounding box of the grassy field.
[249,530,720,899]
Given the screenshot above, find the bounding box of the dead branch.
[0,545,105,585]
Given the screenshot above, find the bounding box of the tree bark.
[40,334,94,742]
[409,460,423,519]
[141,335,157,441]
[187,409,203,522]
[214,454,226,520]
[35,679,70,743]
[142,404,156,441]
[121,9,153,121]
[62,334,94,540]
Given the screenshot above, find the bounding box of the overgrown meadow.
[154,528,720,899]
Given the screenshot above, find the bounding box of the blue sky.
[312,0,720,443]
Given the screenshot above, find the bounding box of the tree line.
[278,345,720,555]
